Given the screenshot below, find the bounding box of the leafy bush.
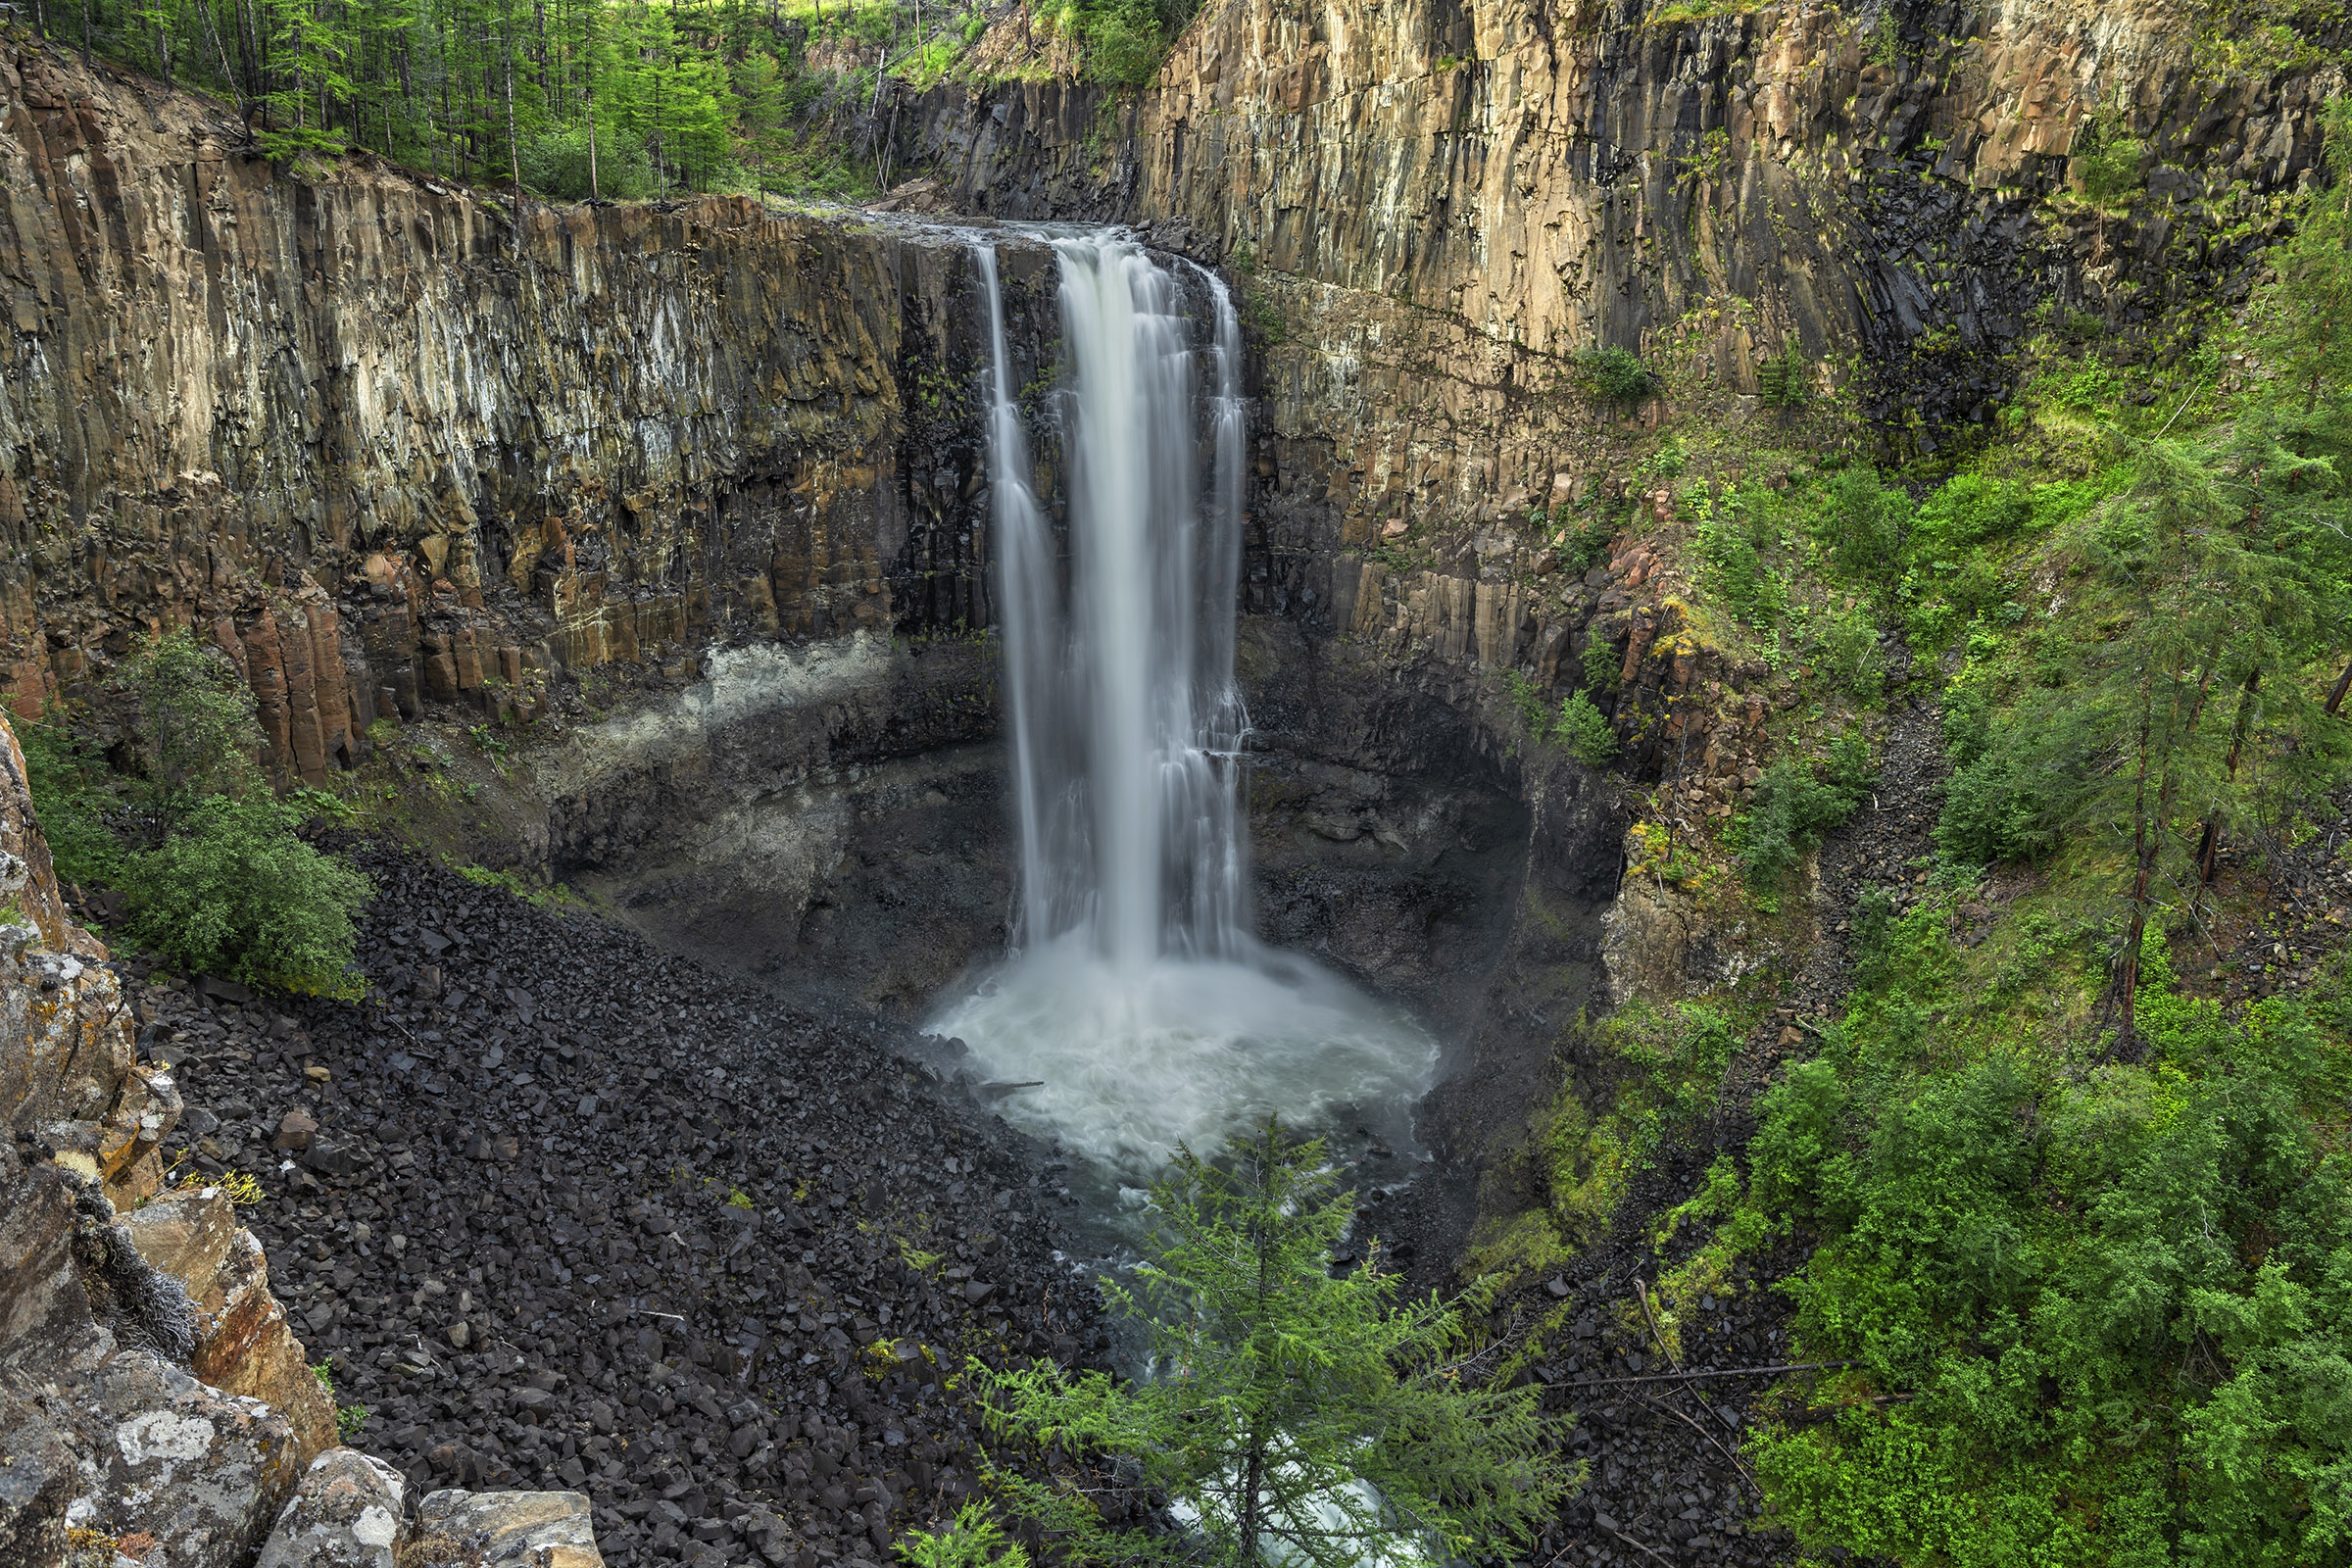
[1554,688,1618,766]
[519,122,658,201]
[124,632,265,808]
[1577,345,1660,405]
[118,796,371,995]
[17,716,125,889]
[1911,473,2032,558]
[1081,0,1166,85]
[1812,602,1884,700]
[1552,508,1618,574]
[1731,729,1876,898]
[1813,465,1910,579]
[1582,633,1623,691]
[1935,693,2079,866]
[1745,926,2352,1567]
[1697,511,1788,625]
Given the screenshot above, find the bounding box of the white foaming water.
[935,234,1435,1180]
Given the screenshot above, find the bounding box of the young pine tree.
[967,1121,1574,1566]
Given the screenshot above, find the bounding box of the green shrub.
[17,717,125,889]
[1911,474,2032,558]
[1746,932,2352,1566]
[519,122,659,201]
[1577,345,1660,405]
[1813,602,1884,700]
[1552,509,1618,574]
[1934,695,2077,866]
[1697,512,1788,625]
[123,632,265,808]
[1582,634,1623,691]
[118,796,371,995]
[1732,729,1875,899]
[1554,689,1618,766]
[1813,466,1910,579]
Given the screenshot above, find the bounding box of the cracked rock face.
[413,1490,604,1568]
[55,1343,303,1568]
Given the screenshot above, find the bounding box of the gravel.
[129,845,1104,1568]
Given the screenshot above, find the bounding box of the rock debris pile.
[140,847,1102,1567]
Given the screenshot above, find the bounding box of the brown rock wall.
[0,38,1038,792]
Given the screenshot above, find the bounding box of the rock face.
[0,35,1043,783]
[0,709,610,1568]
[253,1450,409,1568]
[119,1187,340,1465]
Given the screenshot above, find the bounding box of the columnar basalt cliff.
[0,35,1036,779]
[906,0,2337,783]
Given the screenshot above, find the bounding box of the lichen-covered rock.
[253,1449,408,1568]
[413,1490,604,1568]
[44,1340,303,1568]
[119,1188,338,1466]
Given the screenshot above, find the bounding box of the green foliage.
[973,1121,1574,1564]
[2071,117,2146,212]
[1576,345,1660,406]
[1696,501,1788,626]
[1523,1002,1745,1250]
[1554,688,1619,766]
[335,1402,369,1442]
[118,795,371,995]
[1582,633,1623,692]
[1757,342,1812,409]
[1812,465,1911,580]
[17,716,126,889]
[1730,728,1876,900]
[1746,913,2352,1567]
[519,122,657,200]
[1550,508,1618,574]
[123,631,266,809]
[1074,0,1171,86]
[1935,687,2077,864]
[895,1502,1030,1567]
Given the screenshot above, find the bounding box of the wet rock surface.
[140,846,1100,1567]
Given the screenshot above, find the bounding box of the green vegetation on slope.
[1548,103,2352,1568]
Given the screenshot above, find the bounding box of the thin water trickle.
[933,234,1436,1183]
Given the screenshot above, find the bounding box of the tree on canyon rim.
[959,1121,1573,1566]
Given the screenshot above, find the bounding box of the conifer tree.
[965,1122,1574,1566]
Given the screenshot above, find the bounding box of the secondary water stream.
[930,235,1437,1188]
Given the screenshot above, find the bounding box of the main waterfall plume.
[934,235,1435,1177]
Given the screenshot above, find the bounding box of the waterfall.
[936,235,1435,1178]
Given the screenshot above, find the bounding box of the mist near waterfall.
[931,235,1436,1180]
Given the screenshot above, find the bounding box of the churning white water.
[931,235,1436,1179]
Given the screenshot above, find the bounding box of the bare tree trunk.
[2329,658,2352,718]
[2195,667,2262,887]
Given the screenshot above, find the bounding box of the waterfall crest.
[934,234,1435,1177]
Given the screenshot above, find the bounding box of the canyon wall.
[910,0,2338,767]
[0,35,1048,788]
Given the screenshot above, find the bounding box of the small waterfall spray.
[936,234,1434,1178]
